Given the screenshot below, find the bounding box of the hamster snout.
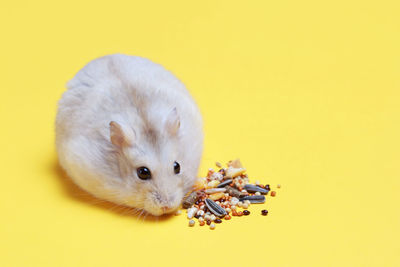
[147,191,181,215]
[55,54,203,216]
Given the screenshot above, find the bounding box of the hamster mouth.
[144,203,179,216]
[144,191,183,216]
[160,206,178,214]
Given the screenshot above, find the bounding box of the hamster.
[55,54,203,216]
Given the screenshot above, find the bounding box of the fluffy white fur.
[55,54,203,216]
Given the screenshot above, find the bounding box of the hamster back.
[56,54,203,216]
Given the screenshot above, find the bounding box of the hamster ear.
[109,121,135,148]
[165,107,180,136]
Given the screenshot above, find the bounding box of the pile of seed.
[179,159,278,230]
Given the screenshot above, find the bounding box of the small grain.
[261,209,268,216]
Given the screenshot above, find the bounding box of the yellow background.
[1,0,399,266]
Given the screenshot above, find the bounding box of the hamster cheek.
[120,181,149,210]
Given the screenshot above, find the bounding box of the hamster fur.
[55,54,203,216]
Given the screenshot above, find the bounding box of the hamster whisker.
[127,208,140,216]
[107,204,125,213]
[142,212,149,222]
[137,209,146,220]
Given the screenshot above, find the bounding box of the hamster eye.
[137,167,151,180]
[173,161,180,174]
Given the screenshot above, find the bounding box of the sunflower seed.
[205,199,227,217]
[182,191,198,209]
[239,195,265,203]
[217,179,233,188]
[244,184,269,194]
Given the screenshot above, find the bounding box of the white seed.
[215,162,222,168]
[230,197,239,206]
[231,205,237,210]
[211,172,223,181]
[241,189,247,193]
[215,201,220,205]
[224,193,229,197]
[237,202,243,207]
[198,217,204,222]
[210,215,216,221]
[242,203,249,209]
[210,223,216,230]
[204,214,211,220]
[255,192,261,196]
[187,207,198,219]
[200,205,205,210]
[197,210,205,216]
[225,208,231,213]
[245,200,251,205]
[206,211,211,216]
[189,220,195,227]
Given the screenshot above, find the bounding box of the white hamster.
[55,54,203,216]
